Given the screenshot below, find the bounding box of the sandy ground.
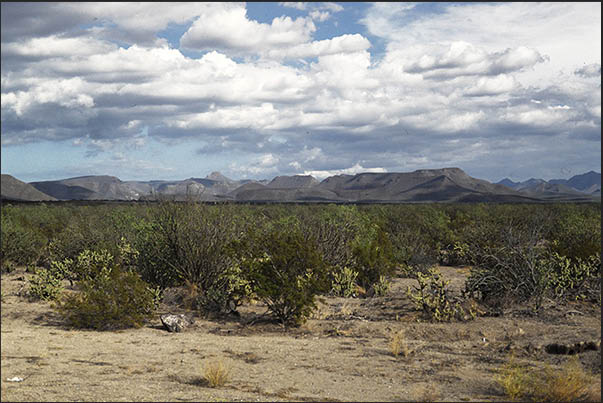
[1,266,600,402]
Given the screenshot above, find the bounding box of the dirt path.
[2,266,600,402]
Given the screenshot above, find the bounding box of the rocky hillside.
[1,174,56,201]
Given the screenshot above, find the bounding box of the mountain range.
[496,171,601,199]
[1,168,600,203]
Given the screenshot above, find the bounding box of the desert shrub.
[377,205,453,274]
[464,218,553,311]
[202,360,231,388]
[237,217,329,326]
[2,261,16,273]
[330,266,359,298]
[131,217,180,289]
[136,202,250,314]
[48,242,139,288]
[45,205,127,264]
[496,355,599,402]
[56,263,157,330]
[407,267,475,322]
[28,267,64,301]
[116,236,140,268]
[532,357,601,402]
[548,204,601,262]
[466,208,601,309]
[350,227,396,291]
[1,207,46,270]
[303,205,363,270]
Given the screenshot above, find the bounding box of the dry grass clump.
[390,330,411,358]
[533,357,601,402]
[202,360,231,388]
[496,355,600,402]
[412,383,441,402]
[496,355,527,400]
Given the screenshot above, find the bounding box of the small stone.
[160,314,194,333]
[6,377,24,382]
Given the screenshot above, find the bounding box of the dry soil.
[1,266,600,402]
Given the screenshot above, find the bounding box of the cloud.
[279,2,344,14]
[304,163,387,180]
[401,42,548,79]
[320,3,344,13]
[309,10,331,22]
[279,2,307,11]
[0,2,211,45]
[362,2,600,85]
[465,74,518,97]
[575,63,601,78]
[1,2,600,183]
[266,34,370,60]
[180,4,316,56]
[229,153,281,176]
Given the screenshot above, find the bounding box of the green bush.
[303,205,363,271]
[548,204,601,262]
[28,267,64,301]
[45,205,128,264]
[132,217,180,289]
[376,205,453,273]
[237,217,329,326]
[350,227,396,290]
[56,264,157,330]
[1,207,46,270]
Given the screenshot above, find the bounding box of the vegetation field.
[1,201,601,401]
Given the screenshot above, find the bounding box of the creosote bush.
[136,202,250,314]
[350,227,396,291]
[237,217,329,326]
[55,250,157,330]
[1,207,46,271]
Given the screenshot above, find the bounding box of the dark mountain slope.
[1,174,57,201]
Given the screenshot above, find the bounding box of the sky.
[1,2,601,183]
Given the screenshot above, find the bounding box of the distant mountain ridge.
[497,171,601,196]
[2,169,600,203]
